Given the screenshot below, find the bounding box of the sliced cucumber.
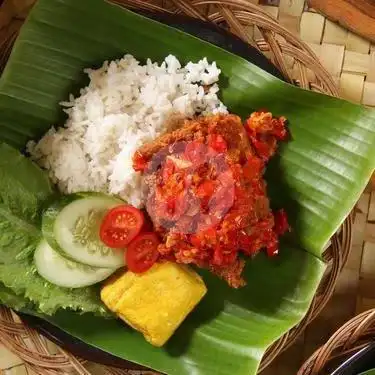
[34,239,115,288]
[42,192,126,268]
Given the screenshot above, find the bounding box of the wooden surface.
[0,0,375,374]
[309,0,375,43]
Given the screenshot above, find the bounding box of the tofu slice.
[101,262,207,347]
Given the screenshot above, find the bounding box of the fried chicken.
[133,114,251,172]
[133,112,288,288]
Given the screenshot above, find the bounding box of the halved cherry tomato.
[100,205,144,248]
[126,233,160,273]
[208,134,227,153]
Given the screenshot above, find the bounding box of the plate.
[19,10,284,370]
[329,343,375,375]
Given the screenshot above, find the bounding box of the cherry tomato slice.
[126,233,160,273]
[100,205,144,248]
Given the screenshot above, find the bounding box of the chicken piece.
[210,258,246,288]
[133,114,252,171]
[101,262,207,347]
[206,113,250,153]
[131,112,288,288]
[245,111,288,160]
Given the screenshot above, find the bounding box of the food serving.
[134,112,289,287]
[1,54,289,347]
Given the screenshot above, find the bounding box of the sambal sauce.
[132,112,289,288]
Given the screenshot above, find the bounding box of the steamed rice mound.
[27,54,227,207]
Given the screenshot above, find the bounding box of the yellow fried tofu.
[101,261,207,347]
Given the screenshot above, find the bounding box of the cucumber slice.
[42,193,126,268]
[34,239,115,288]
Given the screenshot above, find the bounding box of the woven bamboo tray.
[298,309,375,375]
[0,0,360,374]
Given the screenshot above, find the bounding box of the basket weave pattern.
[0,0,360,374]
[298,309,375,375]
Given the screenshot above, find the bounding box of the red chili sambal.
[133,112,289,288]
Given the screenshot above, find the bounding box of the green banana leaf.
[359,370,375,375]
[0,0,374,374]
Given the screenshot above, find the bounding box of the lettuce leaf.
[0,143,111,317]
[0,143,55,225]
[0,282,31,311]
[0,262,109,316]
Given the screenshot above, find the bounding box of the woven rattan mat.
[1,0,375,374]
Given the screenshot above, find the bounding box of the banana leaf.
[0,0,374,374]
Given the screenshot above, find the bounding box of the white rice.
[27,54,227,207]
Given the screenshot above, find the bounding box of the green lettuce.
[0,262,109,316]
[0,143,111,316]
[0,282,30,311]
